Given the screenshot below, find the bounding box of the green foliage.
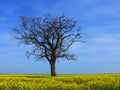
[0,74,120,90]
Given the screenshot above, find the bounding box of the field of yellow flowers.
[0,74,120,90]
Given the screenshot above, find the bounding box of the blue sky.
[0,0,120,74]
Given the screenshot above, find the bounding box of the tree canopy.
[13,14,83,76]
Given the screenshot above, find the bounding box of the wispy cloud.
[0,0,120,73]
[0,3,18,15]
[0,32,26,59]
[0,16,8,21]
[70,30,120,63]
[0,32,50,74]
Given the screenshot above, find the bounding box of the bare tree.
[13,14,83,76]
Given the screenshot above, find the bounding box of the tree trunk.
[50,63,56,76]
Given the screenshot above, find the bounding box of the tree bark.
[50,63,56,76]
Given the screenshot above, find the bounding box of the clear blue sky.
[0,0,120,74]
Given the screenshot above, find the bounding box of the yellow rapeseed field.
[0,74,120,90]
